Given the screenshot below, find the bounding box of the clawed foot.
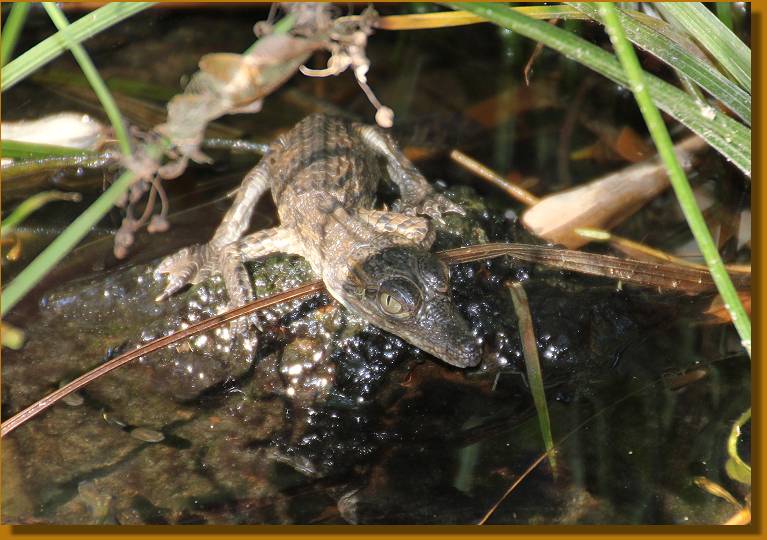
[395,193,465,226]
[155,244,214,301]
[154,243,261,336]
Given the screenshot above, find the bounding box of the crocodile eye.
[378,278,420,319]
[379,292,406,317]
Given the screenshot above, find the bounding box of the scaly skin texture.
[156,114,480,367]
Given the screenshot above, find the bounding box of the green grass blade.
[1,2,31,67]
[569,2,750,125]
[0,140,166,316]
[655,2,750,91]
[448,2,751,178]
[2,2,154,92]
[1,169,135,316]
[1,153,114,180]
[32,69,179,102]
[1,17,280,316]
[725,408,751,485]
[244,12,295,54]
[2,191,82,231]
[1,139,96,159]
[676,71,707,105]
[715,2,734,32]
[508,282,557,476]
[598,2,750,357]
[42,3,132,157]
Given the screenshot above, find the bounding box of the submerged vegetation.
[1,2,751,524]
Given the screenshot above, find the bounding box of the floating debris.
[2,112,106,150]
[102,411,127,428]
[58,381,84,407]
[337,489,360,524]
[522,136,706,249]
[129,427,165,443]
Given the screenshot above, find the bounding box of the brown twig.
[478,451,549,525]
[523,18,560,85]
[2,242,750,437]
[1,280,324,438]
[439,243,750,293]
[449,149,540,206]
[375,11,487,30]
[478,374,672,524]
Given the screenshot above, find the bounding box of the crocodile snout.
[411,293,481,368]
[448,337,481,368]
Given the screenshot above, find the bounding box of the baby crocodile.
[155,114,480,367]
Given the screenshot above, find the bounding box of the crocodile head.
[329,245,480,368]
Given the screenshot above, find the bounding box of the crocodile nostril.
[460,341,481,367]
[442,339,481,368]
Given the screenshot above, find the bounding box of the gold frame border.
[0,0,760,537]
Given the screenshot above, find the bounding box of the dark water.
[1,4,750,525]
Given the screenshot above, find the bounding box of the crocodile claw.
[417,193,465,225]
[154,245,210,301]
[155,242,261,337]
[395,193,465,227]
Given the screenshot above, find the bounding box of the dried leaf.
[724,506,751,525]
[523,136,705,248]
[705,291,751,323]
[614,126,653,162]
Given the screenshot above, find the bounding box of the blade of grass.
[33,69,179,102]
[42,3,132,157]
[715,3,734,32]
[1,2,31,67]
[1,152,116,179]
[244,12,295,54]
[0,139,97,159]
[447,2,751,177]
[1,16,275,316]
[2,2,154,92]
[479,375,671,524]
[655,2,750,91]
[569,2,751,125]
[507,281,557,477]
[1,170,134,315]
[377,10,487,30]
[676,71,707,106]
[725,408,751,485]
[597,2,750,356]
[2,191,82,231]
[0,141,165,317]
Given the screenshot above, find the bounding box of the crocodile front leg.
[220,227,303,335]
[354,208,435,249]
[157,226,301,338]
[353,124,465,225]
[238,226,302,260]
[155,157,272,302]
